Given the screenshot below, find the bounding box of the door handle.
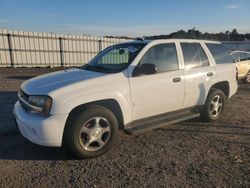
[173,77,181,83]
[207,72,214,77]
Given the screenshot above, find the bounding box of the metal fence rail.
[0,29,132,67]
[1,29,250,68]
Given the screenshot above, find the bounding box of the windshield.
[81,42,146,73]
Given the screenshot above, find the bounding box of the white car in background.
[14,39,238,158]
[230,50,250,83]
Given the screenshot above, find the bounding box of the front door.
[129,43,185,120]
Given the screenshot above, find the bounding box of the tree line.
[106,28,250,41]
[143,28,250,41]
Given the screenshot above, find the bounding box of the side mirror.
[133,63,157,76]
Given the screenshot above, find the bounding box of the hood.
[21,68,105,95]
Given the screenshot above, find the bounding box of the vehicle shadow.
[159,126,250,137]
[1,118,249,161]
[0,91,19,134]
[238,83,250,90]
[0,91,72,160]
[0,132,74,160]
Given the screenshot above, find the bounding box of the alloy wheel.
[79,117,111,151]
[246,72,250,83]
[209,95,223,118]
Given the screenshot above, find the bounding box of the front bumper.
[13,101,68,147]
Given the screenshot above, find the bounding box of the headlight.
[28,95,52,116]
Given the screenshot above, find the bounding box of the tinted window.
[206,43,233,64]
[140,43,179,72]
[238,52,248,61]
[181,43,209,68]
[231,52,239,62]
[198,45,210,66]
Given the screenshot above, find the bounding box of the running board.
[125,110,200,135]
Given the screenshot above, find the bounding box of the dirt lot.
[0,68,250,188]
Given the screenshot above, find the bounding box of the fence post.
[59,37,64,67]
[7,33,14,67]
[98,39,102,52]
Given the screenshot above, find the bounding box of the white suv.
[14,39,238,158]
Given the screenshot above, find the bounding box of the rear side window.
[181,43,210,69]
[231,52,239,62]
[199,45,210,66]
[238,52,249,61]
[206,43,233,64]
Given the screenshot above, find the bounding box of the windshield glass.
[81,42,146,73]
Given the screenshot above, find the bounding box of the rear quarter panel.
[203,42,238,98]
[214,63,238,98]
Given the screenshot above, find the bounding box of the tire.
[244,71,250,84]
[63,105,118,159]
[200,88,226,122]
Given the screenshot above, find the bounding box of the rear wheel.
[200,88,226,122]
[245,71,250,84]
[63,105,118,159]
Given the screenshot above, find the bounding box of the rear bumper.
[13,101,68,147]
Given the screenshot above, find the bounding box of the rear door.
[206,43,236,88]
[180,42,217,108]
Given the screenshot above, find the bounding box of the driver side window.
[139,43,179,73]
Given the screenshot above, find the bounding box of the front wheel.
[63,105,118,159]
[200,88,226,122]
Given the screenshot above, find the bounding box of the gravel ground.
[0,68,250,188]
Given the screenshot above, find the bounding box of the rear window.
[206,43,233,64]
[239,52,249,61]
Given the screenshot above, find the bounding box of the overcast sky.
[0,0,249,37]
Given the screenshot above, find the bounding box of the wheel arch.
[209,81,230,99]
[65,99,125,130]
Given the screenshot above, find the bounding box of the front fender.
[50,89,132,125]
